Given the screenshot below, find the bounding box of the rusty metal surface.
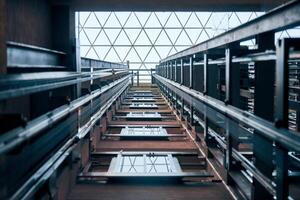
[67,182,234,200]
[66,85,235,200]
[96,141,197,152]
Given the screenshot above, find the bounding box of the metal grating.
[120,126,168,136]
[126,112,161,118]
[129,103,158,109]
[109,153,181,174]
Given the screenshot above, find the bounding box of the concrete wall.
[7,0,53,48]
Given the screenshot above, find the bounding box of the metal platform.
[129,103,158,109]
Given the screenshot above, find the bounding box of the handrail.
[81,57,128,69]
[154,74,300,152]
[0,69,129,100]
[0,75,130,154]
[161,0,300,62]
[10,79,130,200]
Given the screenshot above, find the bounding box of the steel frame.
[155,2,300,199]
[9,77,130,200]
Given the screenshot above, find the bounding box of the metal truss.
[78,11,267,73]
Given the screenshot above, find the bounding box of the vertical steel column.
[274,38,290,200]
[181,59,185,116]
[189,104,194,126]
[151,69,154,84]
[203,105,211,151]
[275,38,289,128]
[252,32,275,200]
[225,119,233,176]
[0,0,6,73]
[189,56,194,125]
[225,48,231,103]
[174,60,177,82]
[166,62,170,79]
[181,98,185,119]
[137,70,139,86]
[189,56,193,89]
[170,62,172,80]
[203,53,208,94]
[180,59,183,85]
[225,48,234,184]
[297,111,300,132]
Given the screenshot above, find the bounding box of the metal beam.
[161,1,300,62]
[154,74,300,152]
[0,0,6,73]
[51,0,286,11]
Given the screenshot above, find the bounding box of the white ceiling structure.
[78,11,299,81]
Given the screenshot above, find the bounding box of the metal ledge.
[0,70,128,100]
[10,80,129,200]
[154,74,300,152]
[161,0,300,62]
[0,75,130,154]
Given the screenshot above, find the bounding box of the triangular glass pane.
[84,29,101,44]
[155,46,172,59]
[129,63,141,70]
[275,31,283,40]
[205,13,220,29]
[144,64,156,70]
[114,30,132,45]
[86,47,100,60]
[144,29,161,44]
[197,30,210,43]
[135,30,152,45]
[214,12,228,31]
[80,46,91,57]
[175,31,192,45]
[84,12,101,27]
[175,46,190,52]
[104,13,122,28]
[155,30,172,45]
[175,12,192,26]
[246,12,257,22]
[134,46,152,61]
[165,13,182,28]
[235,12,252,24]
[165,29,182,44]
[185,28,202,45]
[80,30,93,45]
[79,26,83,34]
[253,12,264,18]
[155,12,172,26]
[168,47,177,56]
[125,48,142,62]
[94,30,111,45]
[103,29,122,44]
[228,13,242,29]
[280,31,291,38]
[134,12,151,26]
[124,14,141,28]
[94,46,111,60]
[114,46,131,62]
[105,47,122,62]
[124,29,141,44]
[204,28,216,38]
[285,28,300,37]
[79,12,91,27]
[94,12,111,26]
[185,13,202,28]
[145,47,160,62]
[144,13,161,28]
[195,12,212,26]
[115,12,131,26]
